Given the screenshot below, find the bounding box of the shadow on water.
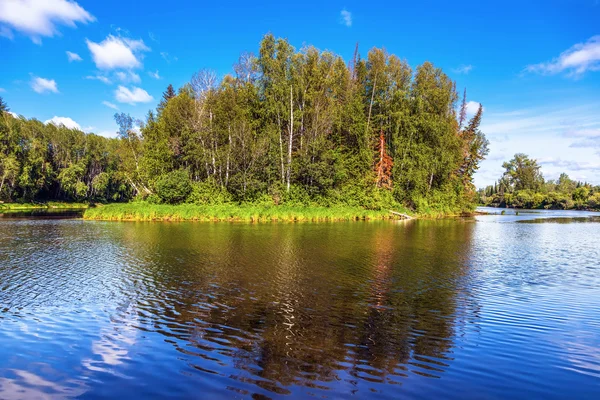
[0,209,84,219]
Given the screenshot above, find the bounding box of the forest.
[0,34,490,215]
[478,153,600,210]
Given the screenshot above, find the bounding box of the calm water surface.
[1,209,600,399]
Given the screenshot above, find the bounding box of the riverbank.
[0,202,88,211]
[83,203,416,222]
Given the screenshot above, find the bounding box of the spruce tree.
[0,96,9,115]
[157,84,177,113]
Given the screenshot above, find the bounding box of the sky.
[1,0,599,188]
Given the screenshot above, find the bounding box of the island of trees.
[479,153,600,210]
[2,34,492,220]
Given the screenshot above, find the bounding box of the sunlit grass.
[83,203,412,222]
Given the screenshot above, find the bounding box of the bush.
[588,193,600,210]
[187,177,233,205]
[155,170,192,204]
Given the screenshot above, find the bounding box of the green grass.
[83,202,413,222]
[0,201,88,210]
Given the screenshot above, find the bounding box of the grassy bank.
[0,202,88,210]
[83,203,413,222]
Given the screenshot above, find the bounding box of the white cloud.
[102,100,119,110]
[97,130,118,138]
[526,36,600,78]
[452,65,473,74]
[340,9,352,27]
[0,0,94,43]
[466,101,483,115]
[115,71,141,83]
[114,86,153,105]
[0,88,5,92]
[31,76,58,93]
[148,70,161,79]
[85,75,111,84]
[475,103,600,187]
[45,116,80,130]
[66,51,82,62]
[86,35,150,70]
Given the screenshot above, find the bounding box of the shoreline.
[0,202,88,211]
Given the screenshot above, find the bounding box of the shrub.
[588,193,600,210]
[187,177,233,205]
[155,170,192,204]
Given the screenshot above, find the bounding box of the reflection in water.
[1,216,599,399]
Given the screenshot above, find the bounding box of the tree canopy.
[0,34,491,213]
[479,154,600,210]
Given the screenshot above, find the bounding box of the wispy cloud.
[102,101,119,110]
[340,9,352,27]
[114,86,153,105]
[452,64,473,74]
[86,35,150,70]
[0,88,5,93]
[66,51,82,62]
[115,71,141,84]
[31,76,58,93]
[0,0,94,43]
[85,75,112,85]
[525,36,600,78]
[160,52,177,63]
[148,70,161,80]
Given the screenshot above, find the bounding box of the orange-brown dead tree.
[375,130,393,189]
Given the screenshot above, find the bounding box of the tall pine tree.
[157,84,177,114]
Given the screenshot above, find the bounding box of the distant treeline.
[478,153,600,210]
[0,34,489,213]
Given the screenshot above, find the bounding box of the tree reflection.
[116,220,479,396]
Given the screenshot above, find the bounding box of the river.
[0,209,599,398]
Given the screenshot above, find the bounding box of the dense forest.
[0,34,490,213]
[478,153,600,210]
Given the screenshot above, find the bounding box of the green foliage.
[480,163,600,211]
[155,170,192,204]
[0,35,493,215]
[501,153,544,192]
[187,177,233,205]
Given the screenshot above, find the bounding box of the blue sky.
[1,0,599,187]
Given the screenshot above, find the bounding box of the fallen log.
[389,210,413,220]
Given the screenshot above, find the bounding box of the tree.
[155,169,192,204]
[0,34,492,213]
[0,97,9,115]
[157,84,177,114]
[501,153,544,192]
[375,131,393,189]
[457,101,489,189]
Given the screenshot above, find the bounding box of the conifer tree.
[0,97,9,115]
[157,84,177,114]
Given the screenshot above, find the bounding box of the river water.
[0,209,599,399]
